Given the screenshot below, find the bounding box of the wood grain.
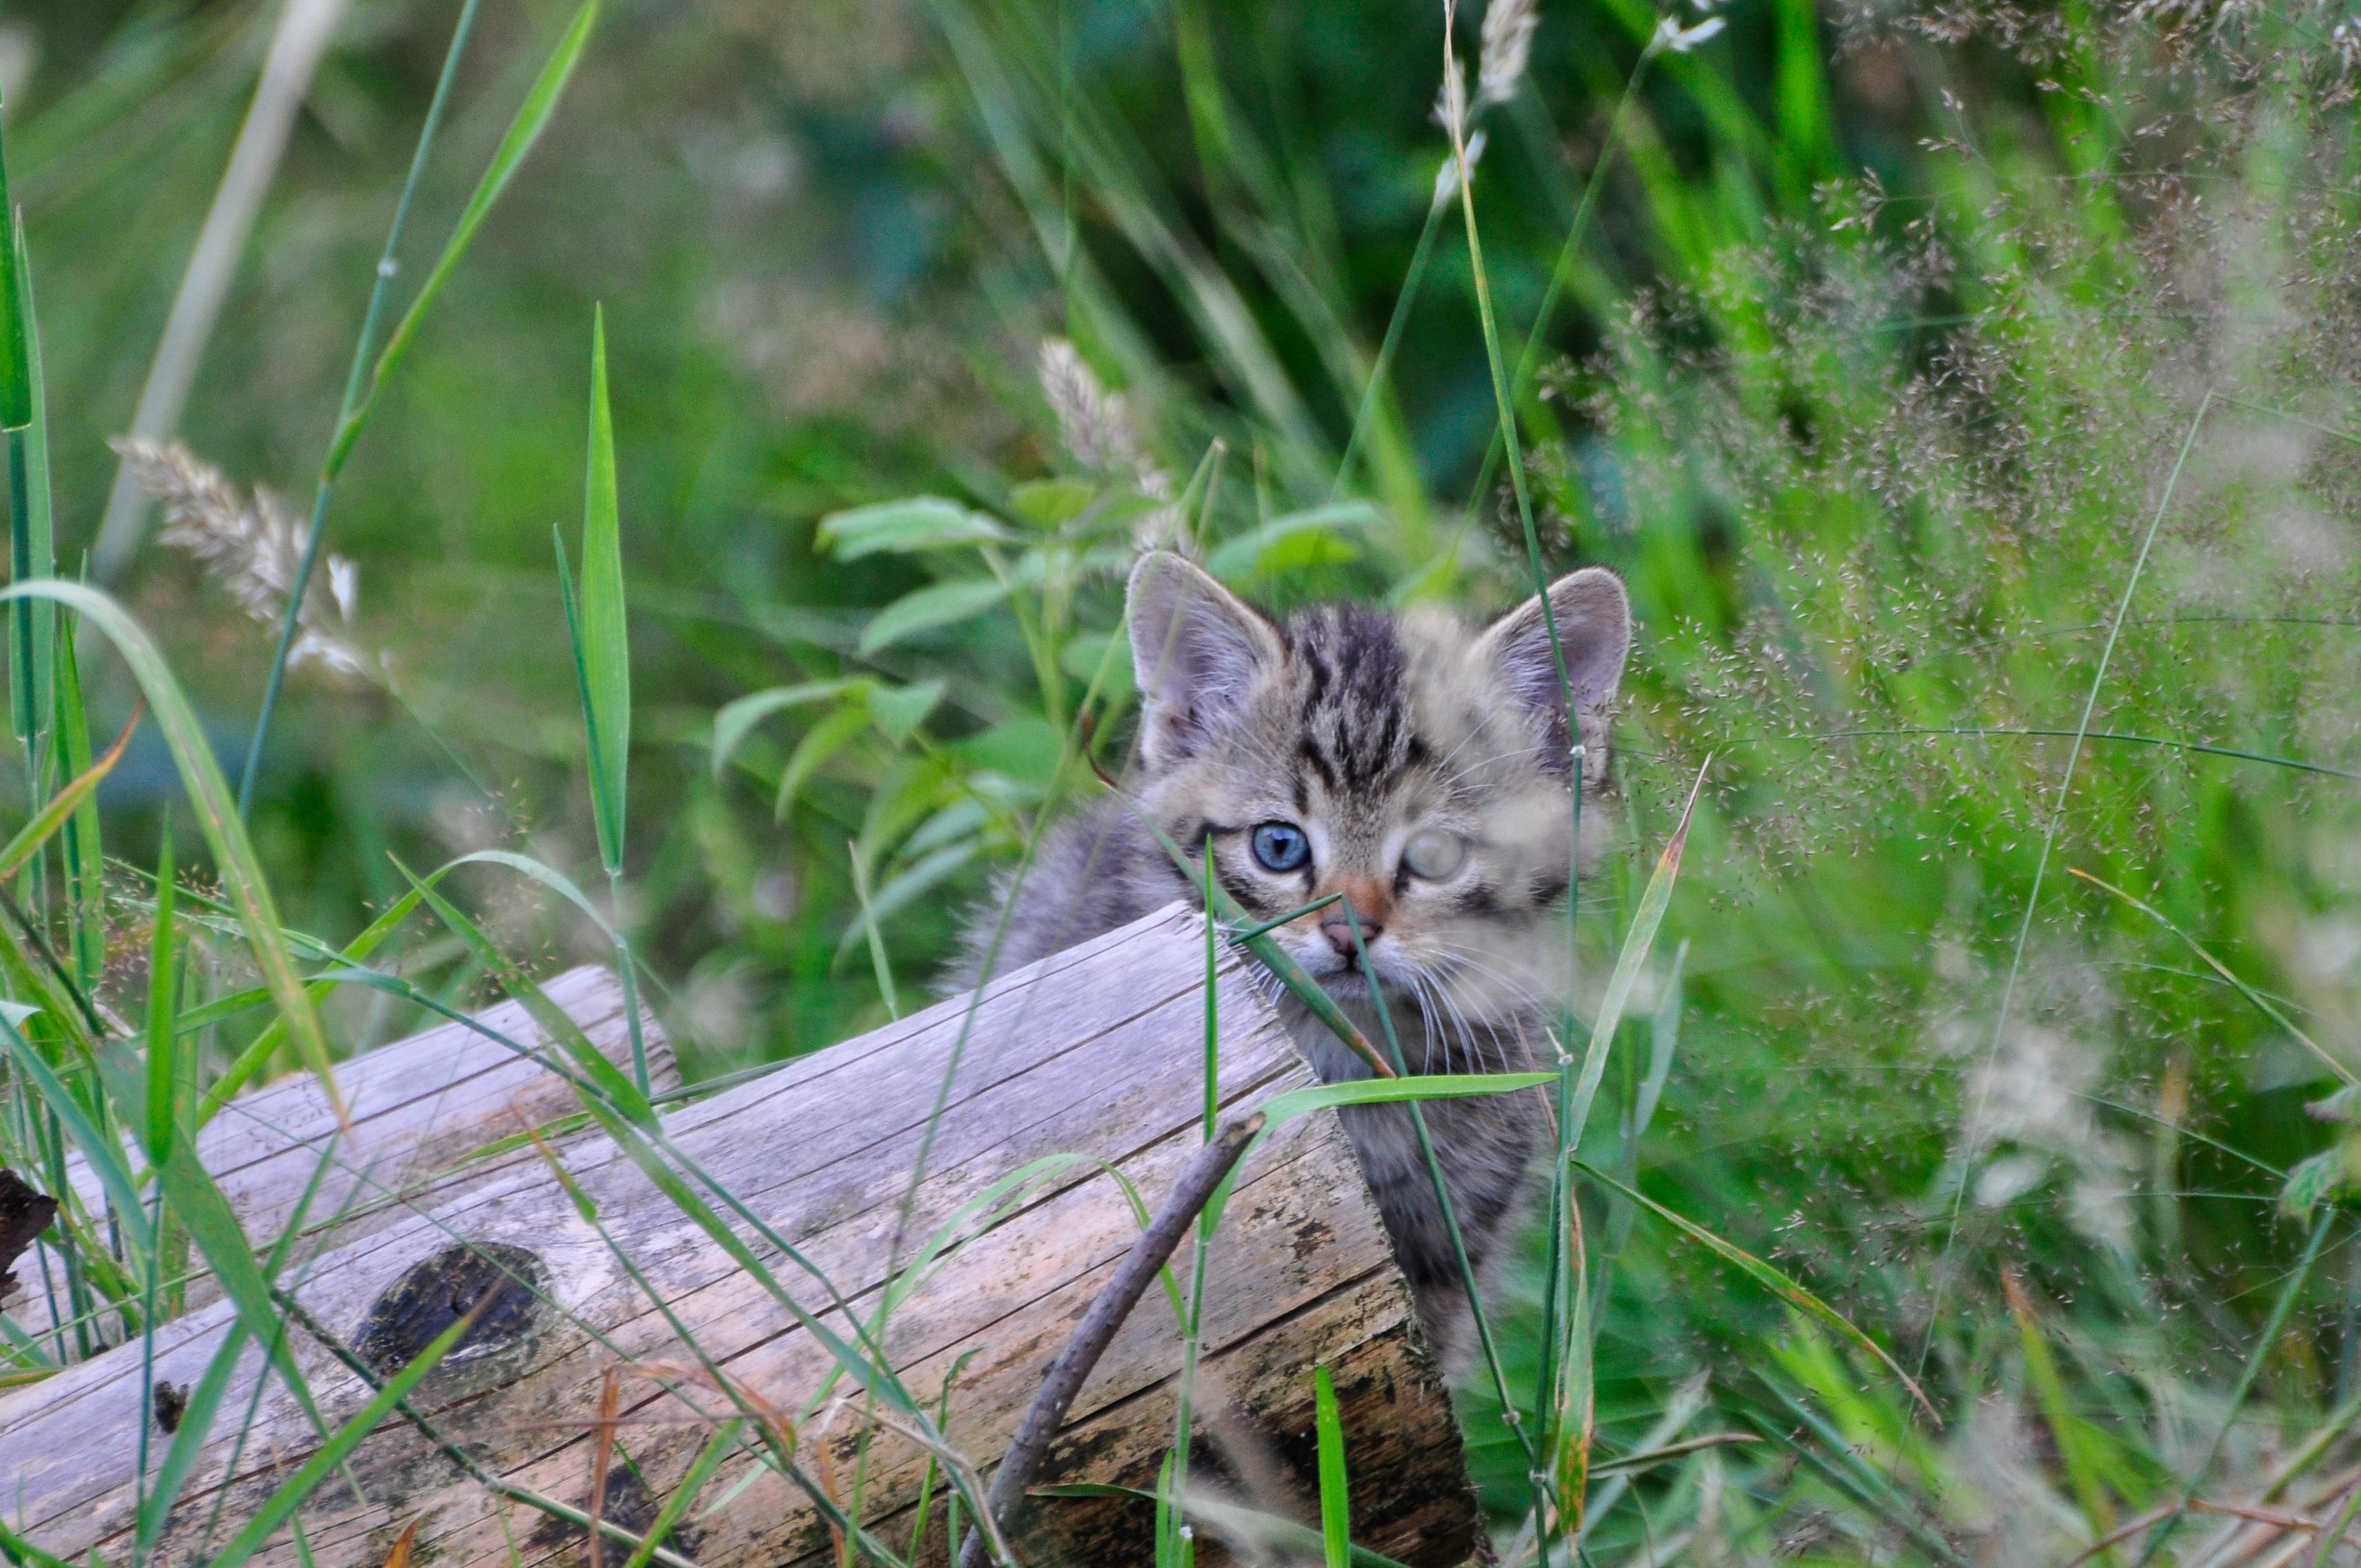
[0,908,1479,1568]
[7,966,677,1346]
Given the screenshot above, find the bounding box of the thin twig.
[955,1112,1265,1568]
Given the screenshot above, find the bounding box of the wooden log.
[5,965,678,1349]
[0,905,1481,1568]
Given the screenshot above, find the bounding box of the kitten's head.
[1125,552,1631,1036]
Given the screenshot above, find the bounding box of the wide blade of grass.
[52,617,103,988]
[0,115,30,431]
[135,1320,253,1551]
[325,0,601,478]
[0,580,344,1121]
[204,1304,484,1568]
[618,1417,741,1568]
[0,698,137,883]
[1314,1364,1350,1568]
[7,214,52,764]
[575,306,630,875]
[0,1014,152,1261]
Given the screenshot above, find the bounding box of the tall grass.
[5,0,2361,1563]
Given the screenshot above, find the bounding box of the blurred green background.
[11,0,2361,1554]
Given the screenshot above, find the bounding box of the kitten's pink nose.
[1321,917,1379,958]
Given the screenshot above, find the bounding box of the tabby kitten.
[954,551,1632,1360]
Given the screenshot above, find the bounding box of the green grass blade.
[52,616,102,987]
[0,699,136,883]
[326,0,601,478]
[0,113,30,432]
[144,812,178,1163]
[195,884,426,1126]
[0,1016,153,1261]
[618,1417,742,1568]
[2071,867,2357,1085]
[1562,757,1707,1152]
[849,844,900,1019]
[204,1305,482,1568]
[91,1035,333,1442]
[576,306,630,875]
[8,213,52,760]
[137,1320,253,1549]
[1314,1364,1349,1568]
[393,859,652,1123]
[0,580,342,1122]
[1574,1158,1939,1425]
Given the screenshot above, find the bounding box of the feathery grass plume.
[111,437,371,679]
[1037,337,1143,476]
[1476,0,1538,108]
[1432,58,1470,139]
[1036,338,1176,539]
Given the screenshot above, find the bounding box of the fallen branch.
[958,1111,1265,1568]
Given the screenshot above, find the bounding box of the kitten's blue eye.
[1249,822,1311,873]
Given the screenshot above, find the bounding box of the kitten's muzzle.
[1319,916,1380,962]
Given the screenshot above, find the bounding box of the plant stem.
[237,0,488,819]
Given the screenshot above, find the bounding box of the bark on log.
[6,965,678,1348]
[0,906,1481,1568]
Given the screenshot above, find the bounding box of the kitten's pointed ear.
[1127,551,1283,771]
[1475,567,1632,774]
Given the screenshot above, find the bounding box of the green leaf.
[1574,1159,1939,1426]
[774,702,871,820]
[1255,1073,1554,1129]
[326,0,600,478]
[1060,631,1133,694]
[818,496,1011,558]
[1007,477,1096,528]
[1204,502,1380,580]
[574,306,631,875]
[867,678,943,742]
[711,679,860,775]
[856,576,1011,656]
[0,581,342,1120]
[0,698,137,883]
[1314,1365,1350,1568]
[951,713,1063,786]
[833,841,978,964]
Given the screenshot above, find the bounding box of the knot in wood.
[353,1242,548,1380]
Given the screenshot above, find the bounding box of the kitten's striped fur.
[953,552,1632,1361]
